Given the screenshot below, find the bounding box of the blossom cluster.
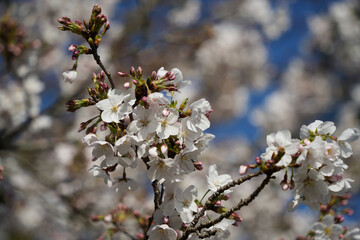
[260,120,360,211]
[70,65,243,239]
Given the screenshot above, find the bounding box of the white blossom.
[96,89,134,123]
[62,70,77,84]
[174,185,198,223]
[311,215,343,240]
[148,224,177,240]
[207,164,232,193]
[261,129,300,167]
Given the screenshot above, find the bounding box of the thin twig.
[189,170,264,230]
[90,45,115,89]
[180,173,273,240]
[144,180,160,239]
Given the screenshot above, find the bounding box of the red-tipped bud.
[132,79,139,85]
[137,66,143,76]
[118,72,129,77]
[151,71,157,80]
[162,108,170,117]
[92,4,102,15]
[68,44,77,52]
[194,162,203,171]
[255,157,262,165]
[124,82,131,89]
[334,215,344,223]
[343,208,354,215]
[130,67,136,76]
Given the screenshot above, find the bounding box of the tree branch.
[180,172,273,240]
[90,44,115,89]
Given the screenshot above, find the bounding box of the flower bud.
[163,216,169,224]
[104,214,112,222]
[280,180,289,191]
[92,4,102,15]
[118,71,129,77]
[132,79,139,85]
[162,108,170,117]
[137,66,143,77]
[68,44,77,52]
[130,67,136,76]
[124,82,131,89]
[161,144,168,155]
[239,165,248,175]
[255,157,262,165]
[334,215,344,223]
[149,146,158,157]
[194,162,203,170]
[151,71,157,80]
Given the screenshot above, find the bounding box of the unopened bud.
[280,180,289,191]
[215,200,221,206]
[231,212,243,222]
[256,157,262,165]
[194,162,203,171]
[149,146,158,157]
[304,139,311,145]
[68,44,77,52]
[130,67,136,76]
[320,205,328,212]
[92,4,102,15]
[124,82,131,89]
[151,71,157,80]
[161,144,168,155]
[118,71,129,77]
[239,165,248,175]
[100,122,107,131]
[137,66,143,76]
[344,208,354,215]
[136,233,145,239]
[104,21,110,32]
[132,79,139,85]
[162,108,170,117]
[163,216,169,224]
[104,214,112,222]
[74,19,83,27]
[334,215,344,223]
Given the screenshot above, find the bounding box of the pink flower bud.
[239,165,248,175]
[215,200,221,206]
[130,67,136,76]
[118,72,129,77]
[104,214,112,222]
[124,82,131,89]
[256,157,262,165]
[136,233,144,239]
[304,139,311,145]
[335,215,344,223]
[162,108,170,117]
[133,211,140,217]
[68,44,77,52]
[132,79,139,85]
[194,162,203,170]
[163,216,169,224]
[280,180,289,191]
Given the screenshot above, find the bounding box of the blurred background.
[1,0,360,239]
